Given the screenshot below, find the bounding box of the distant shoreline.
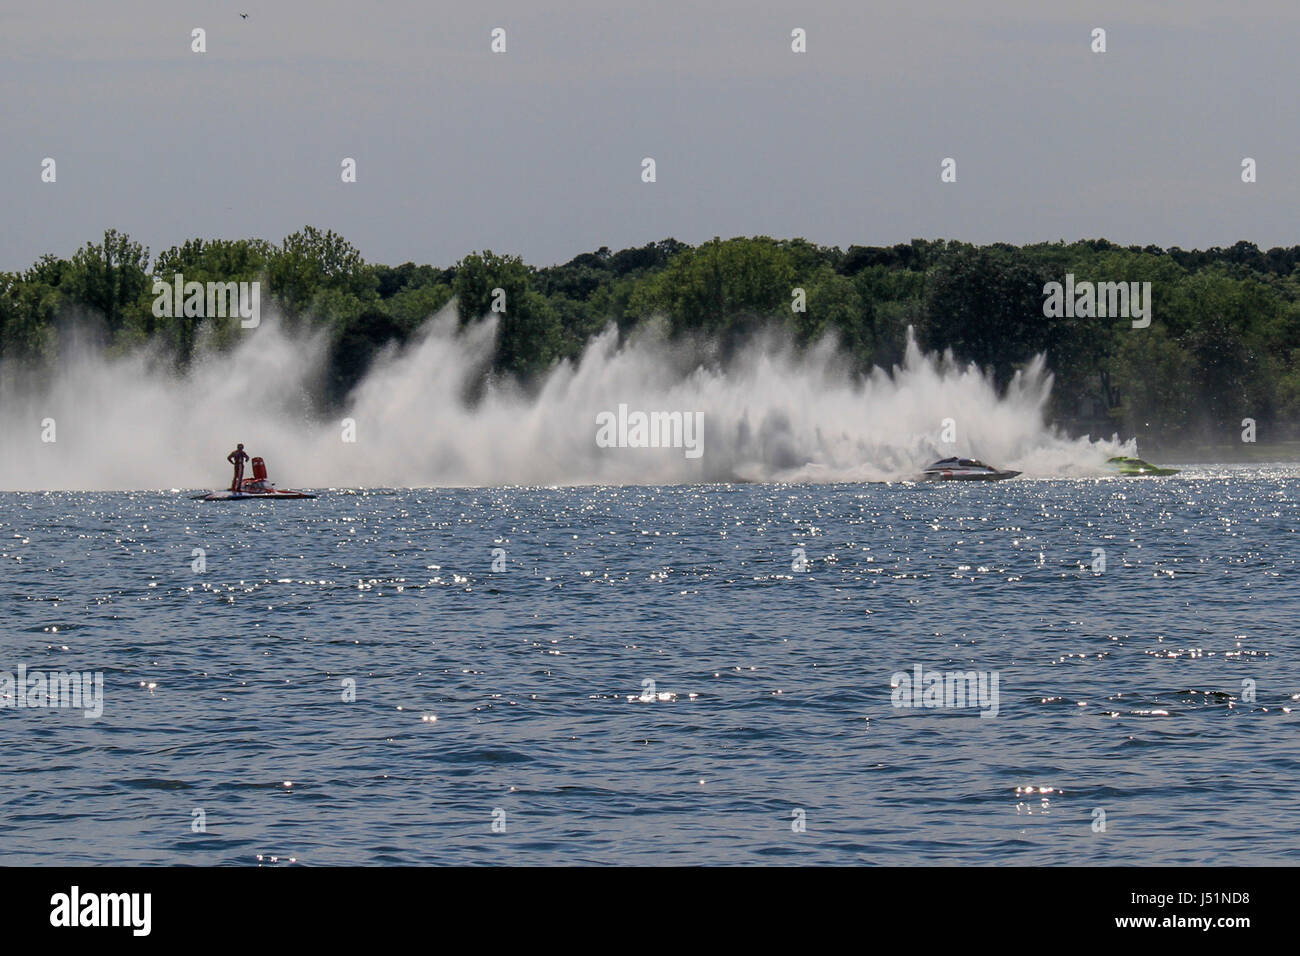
[1116,440,1300,464]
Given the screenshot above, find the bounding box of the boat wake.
[0,304,1131,490]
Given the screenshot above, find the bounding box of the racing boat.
[1107,456,1179,476]
[918,457,1021,481]
[192,457,317,500]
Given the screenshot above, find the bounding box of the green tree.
[384,284,454,335]
[326,307,406,403]
[151,238,276,359]
[454,252,561,378]
[453,251,530,324]
[629,237,796,337]
[0,272,58,360]
[1112,323,1197,439]
[155,237,274,280]
[1168,271,1283,432]
[921,246,1052,387]
[794,267,872,360]
[60,229,151,335]
[269,227,373,317]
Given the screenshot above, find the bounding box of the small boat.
[918,457,1021,481]
[192,456,317,500]
[1107,456,1179,476]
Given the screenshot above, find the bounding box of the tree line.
[2,228,1298,444]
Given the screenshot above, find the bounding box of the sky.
[1,0,1297,271]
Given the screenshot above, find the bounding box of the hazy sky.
[2,0,1296,271]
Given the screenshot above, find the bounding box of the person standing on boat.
[227,443,250,491]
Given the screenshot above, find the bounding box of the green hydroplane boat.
[1107,456,1179,476]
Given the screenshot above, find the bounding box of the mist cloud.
[0,305,1127,491]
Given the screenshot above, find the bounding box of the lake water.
[2,467,1297,864]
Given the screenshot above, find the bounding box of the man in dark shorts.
[227,443,250,492]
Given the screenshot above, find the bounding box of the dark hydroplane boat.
[192,457,317,500]
[1107,455,1179,476]
[918,457,1021,482]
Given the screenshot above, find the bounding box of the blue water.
[2,468,1297,865]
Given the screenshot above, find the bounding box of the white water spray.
[0,304,1129,490]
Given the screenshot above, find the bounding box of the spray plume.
[0,304,1128,490]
